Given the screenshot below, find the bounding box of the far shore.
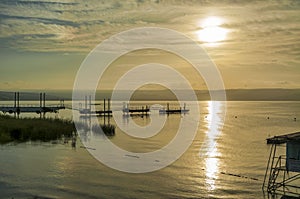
[1,89,300,101]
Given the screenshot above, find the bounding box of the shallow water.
[0,101,299,198]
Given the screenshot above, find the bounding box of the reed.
[0,115,76,144]
[92,123,116,136]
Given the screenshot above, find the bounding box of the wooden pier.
[159,103,189,114]
[122,103,150,115]
[78,96,115,135]
[0,92,65,118]
[79,97,112,117]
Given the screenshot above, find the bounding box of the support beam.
[17,92,20,118]
[43,93,46,118]
[43,93,46,108]
[17,92,20,108]
[89,95,91,111]
[104,99,106,112]
[14,92,16,108]
[40,93,42,118]
[85,96,87,113]
[40,93,42,108]
[108,99,110,113]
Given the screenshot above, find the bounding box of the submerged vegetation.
[0,115,76,144]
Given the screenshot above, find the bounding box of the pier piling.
[0,92,65,117]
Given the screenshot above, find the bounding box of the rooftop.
[267,131,300,144]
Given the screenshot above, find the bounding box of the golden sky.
[0,0,299,90]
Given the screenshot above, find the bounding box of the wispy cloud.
[1,0,299,53]
[0,0,299,89]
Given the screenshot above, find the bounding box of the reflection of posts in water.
[71,131,76,148]
[102,98,111,124]
[43,93,46,119]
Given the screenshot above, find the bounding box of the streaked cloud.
[0,0,299,89]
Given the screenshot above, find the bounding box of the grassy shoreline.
[0,115,76,144]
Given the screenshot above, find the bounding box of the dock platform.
[0,92,65,117]
[159,103,189,114]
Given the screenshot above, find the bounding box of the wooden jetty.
[96,98,112,116]
[159,103,189,114]
[0,92,65,118]
[122,103,150,115]
[79,97,112,117]
[78,96,115,135]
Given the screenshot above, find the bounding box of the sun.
[197,17,228,44]
[202,16,222,28]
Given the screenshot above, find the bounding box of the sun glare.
[197,16,228,44]
[202,16,222,28]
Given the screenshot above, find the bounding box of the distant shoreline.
[1,89,300,101]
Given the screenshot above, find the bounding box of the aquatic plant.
[0,115,76,144]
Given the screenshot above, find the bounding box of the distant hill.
[225,89,300,101]
[129,89,300,101]
[0,91,63,101]
[1,89,300,101]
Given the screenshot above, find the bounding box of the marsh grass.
[0,115,76,144]
[92,123,115,136]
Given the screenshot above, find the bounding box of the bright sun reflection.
[197,16,228,44]
[205,148,219,191]
[201,101,224,191]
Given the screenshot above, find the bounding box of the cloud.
[0,1,225,52]
[0,0,299,53]
[0,0,299,89]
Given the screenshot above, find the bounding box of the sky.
[0,0,299,90]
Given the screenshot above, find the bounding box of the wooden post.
[127,103,129,116]
[14,92,16,108]
[89,95,91,116]
[104,99,106,124]
[40,93,42,108]
[43,93,46,118]
[85,96,87,115]
[43,93,46,107]
[104,99,106,112]
[17,92,20,118]
[17,92,20,107]
[108,98,111,124]
[14,92,16,118]
[40,93,42,118]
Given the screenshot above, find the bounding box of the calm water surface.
[0,101,299,199]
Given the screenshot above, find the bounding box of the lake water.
[0,101,299,199]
